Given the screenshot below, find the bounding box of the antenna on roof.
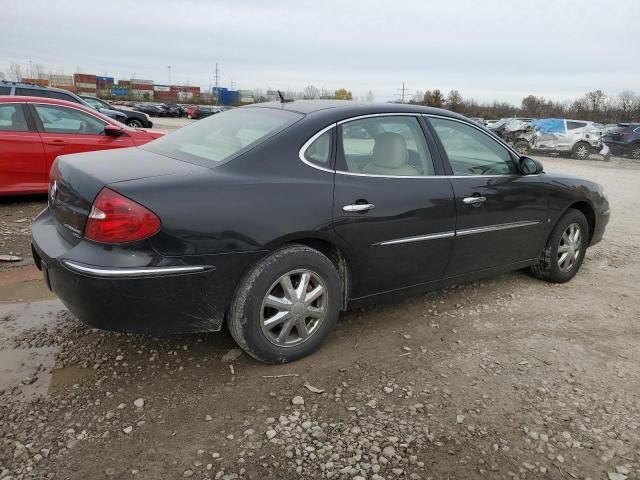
[277,90,294,103]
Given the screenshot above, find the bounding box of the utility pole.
[167,65,171,85]
[396,82,409,103]
[214,63,219,90]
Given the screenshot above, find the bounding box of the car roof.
[247,100,468,122]
[0,95,119,122]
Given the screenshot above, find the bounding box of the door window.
[430,118,515,176]
[304,129,332,166]
[0,86,11,95]
[339,116,434,176]
[0,104,29,132]
[566,121,587,130]
[34,104,106,134]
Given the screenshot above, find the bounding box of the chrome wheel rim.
[631,146,640,159]
[260,269,328,347]
[558,223,582,272]
[575,145,589,158]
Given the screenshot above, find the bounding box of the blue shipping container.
[110,88,130,96]
[213,87,240,106]
[97,76,115,83]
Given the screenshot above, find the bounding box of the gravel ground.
[0,155,639,480]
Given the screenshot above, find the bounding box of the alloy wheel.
[631,145,640,159]
[575,144,589,159]
[557,223,582,272]
[260,269,328,347]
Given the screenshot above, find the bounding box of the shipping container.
[131,83,153,91]
[131,89,154,99]
[21,78,49,87]
[110,88,130,96]
[118,80,131,86]
[154,90,179,101]
[153,85,171,92]
[75,82,97,89]
[49,74,74,86]
[130,78,153,85]
[177,91,194,101]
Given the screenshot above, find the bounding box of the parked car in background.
[469,117,484,126]
[31,101,609,363]
[487,117,534,138]
[0,81,127,124]
[0,96,163,196]
[184,105,218,119]
[134,103,167,117]
[603,123,640,159]
[80,95,153,128]
[162,103,184,117]
[510,119,603,160]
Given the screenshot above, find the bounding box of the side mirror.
[519,156,543,175]
[104,124,124,137]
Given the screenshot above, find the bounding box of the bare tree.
[32,63,46,79]
[365,90,375,102]
[618,90,637,121]
[585,90,605,119]
[303,85,320,100]
[8,62,22,81]
[411,90,424,104]
[423,90,444,107]
[446,90,463,112]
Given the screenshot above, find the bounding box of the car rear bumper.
[31,208,262,335]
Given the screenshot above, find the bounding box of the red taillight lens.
[84,188,161,244]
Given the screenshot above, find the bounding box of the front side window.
[339,116,434,176]
[142,107,303,167]
[0,86,11,95]
[304,129,332,165]
[0,104,29,132]
[430,118,515,176]
[34,104,106,134]
[82,97,106,109]
[16,87,49,98]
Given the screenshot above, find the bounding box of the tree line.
[409,89,640,124]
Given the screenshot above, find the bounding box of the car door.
[0,102,47,194]
[327,114,456,298]
[28,102,135,173]
[426,115,547,276]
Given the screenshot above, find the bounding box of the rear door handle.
[45,139,66,145]
[343,203,375,212]
[462,196,486,206]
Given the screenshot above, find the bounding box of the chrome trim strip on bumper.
[374,231,455,246]
[456,220,542,237]
[374,221,542,246]
[62,261,209,278]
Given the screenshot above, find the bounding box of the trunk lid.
[49,147,208,240]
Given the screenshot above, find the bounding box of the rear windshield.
[142,108,302,167]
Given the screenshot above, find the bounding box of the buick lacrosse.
[32,101,610,363]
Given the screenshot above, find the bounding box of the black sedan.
[80,95,153,128]
[31,101,610,363]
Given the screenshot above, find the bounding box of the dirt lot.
[1,155,639,480]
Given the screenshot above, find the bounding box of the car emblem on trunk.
[50,181,58,206]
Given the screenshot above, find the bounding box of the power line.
[395,82,409,103]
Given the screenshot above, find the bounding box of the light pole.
[168,65,171,86]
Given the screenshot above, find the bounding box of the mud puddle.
[0,266,67,400]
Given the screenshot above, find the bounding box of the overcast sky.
[3,0,640,105]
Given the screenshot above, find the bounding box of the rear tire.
[127,119,144,128]
[572,142,591,160]
[228,245,341,363]
[531,209,588,283]
[630,143,640,159]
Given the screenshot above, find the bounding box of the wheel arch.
[566,201,595,243]
[265,232,354,310]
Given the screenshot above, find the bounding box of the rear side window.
[16,87,50,98]
[0,104,29,131]
[0,86,11,95]
[566,121,587,130]
[141,107,303,167]
[46,90,80,103]
[304,129,333,165]
[34,104,106,134]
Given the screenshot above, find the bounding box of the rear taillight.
[84,188,161,244]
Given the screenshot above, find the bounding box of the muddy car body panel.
[31,101,610,336]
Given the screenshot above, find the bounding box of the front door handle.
[462,196,486,207]
[45,139,66,145]
[343,203,375,212]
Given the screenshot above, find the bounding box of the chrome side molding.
[374,231,455,246]
[62,261,211,278]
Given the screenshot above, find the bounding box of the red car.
[0,96,164,196]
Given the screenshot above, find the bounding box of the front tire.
[630,143,640,159]
[127,119,144,128]
[228,245,341,363]
[572,142,591,160]
[531,209,588,283]
[514,140,531,156]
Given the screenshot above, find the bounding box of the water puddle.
[0,266,67,400]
